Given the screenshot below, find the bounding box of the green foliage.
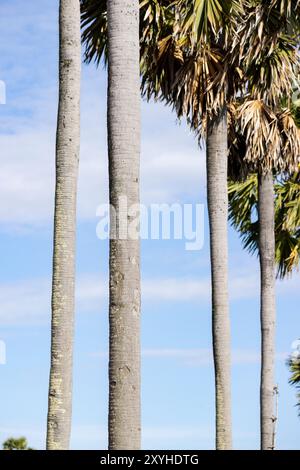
[81,1,300,275]
[228,97,300,278]
[228,172,300,279]
[80,0,174,66]
[228,174,259,255]
[80,0,107,65]
[232,1,300,107]
[287,356,300,415]
[2,437,34,451]
[80,1,299,134]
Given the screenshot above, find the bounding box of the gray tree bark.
[206,108,232,450]
[258,171,276,451]
[46,0,81,450]
[107,0,141,450]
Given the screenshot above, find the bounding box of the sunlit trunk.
[46,0,81,450]
[107,0,141,450]
[258,171,276,450]
[207,107,232,450]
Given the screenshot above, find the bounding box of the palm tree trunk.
[206,107,232,450]
[258,171,276,450]
[46,0,81,450]
[107,0,141,450]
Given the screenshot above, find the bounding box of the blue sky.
[0,0,299,450]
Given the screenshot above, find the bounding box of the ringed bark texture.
[46,0,81,450]
[206,108,232,450]
[107,0,141,450]
[258,171,276,450]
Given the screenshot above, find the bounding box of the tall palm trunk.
[258,171,276,450]
[206,107,232,450]
[107,0,141,450]
[46,0,81,450]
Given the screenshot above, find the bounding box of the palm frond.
[181,0,241,44]
[228,97,300,277]
[238,100,282,172]
[80,0,108,65]
[229,168,300,279]
[231,1,300,107]
[287,355,300,415]
[228,175,260,256]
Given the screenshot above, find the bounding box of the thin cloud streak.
[0,272,299,326]
[90,348,288,366]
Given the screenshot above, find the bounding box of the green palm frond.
[275,172,300,232]
[80,0,174,66]
[228,171,300,278]
[228,170,300,279]
[289,357,300,384]
[181,0,242,43]
[287,355,300,415]
[231,1,300,107]
[228,175,259,255]
[142,0,244,129]
[80,0,108,65]
[246,36,299,106]
[81,0,299,133]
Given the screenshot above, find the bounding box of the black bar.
[0,450,299,466]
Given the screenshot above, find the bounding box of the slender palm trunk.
[107,0,141,450]
[46,0,81,450]
[258,171,276,450]
[206,107,232,450]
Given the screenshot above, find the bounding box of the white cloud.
[0,0,205,231]
[91,348,288,367]
[0,37,205,231]
[143,271,300,302]
[0,278,50,326]
[0,89,205,230]
[0,271,299,326]
[143,278,209,301]
[0,274,106,327]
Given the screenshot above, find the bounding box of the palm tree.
[81,0,237,449]
[227,0,300,448]
[107,0,141,450]
[81,0,170,450]
[46,0,81,450]
[80,0,299,449]
[228,95,300,278]
[143,1,298,449]
[142,0,243,450]
[228,100,300,449]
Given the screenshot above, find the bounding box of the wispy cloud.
[0,274,106,326]
[0,3,205,232]
[0,271,299,326]
[90,347,288,367]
